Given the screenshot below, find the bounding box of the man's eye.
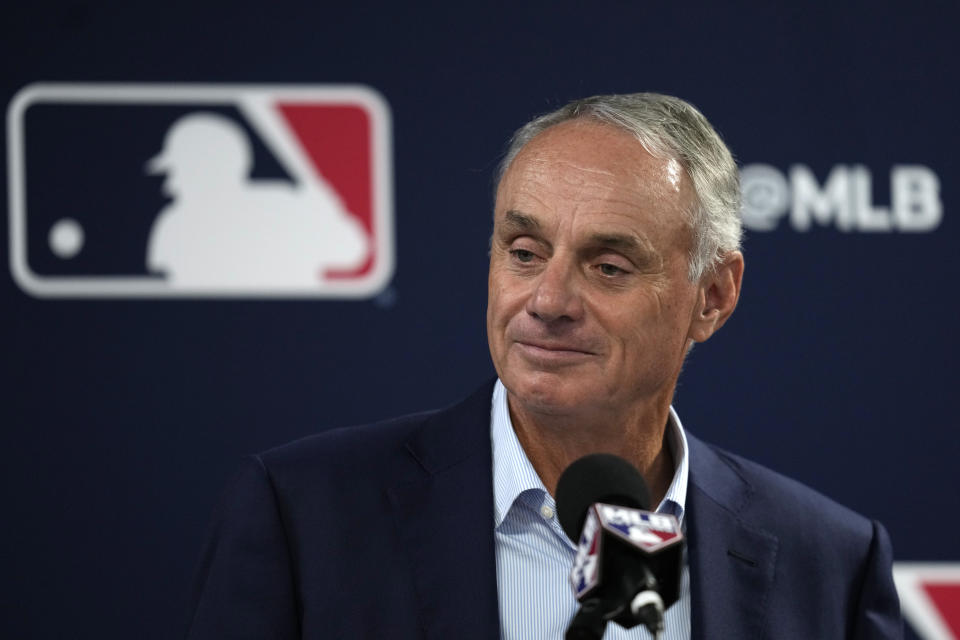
[510,249,536,263]
[598,263,625,276]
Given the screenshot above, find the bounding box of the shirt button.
[540,505,555,519]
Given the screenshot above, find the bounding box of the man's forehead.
[498,120,692,209]
[497,137,692,240]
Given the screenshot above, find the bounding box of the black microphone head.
[555,453,651,541]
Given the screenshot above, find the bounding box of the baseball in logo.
[7,83,393,298]
[895,563,960,640]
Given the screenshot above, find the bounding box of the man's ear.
[689,251,744,344]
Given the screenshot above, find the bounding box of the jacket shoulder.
[690,434,877,547]
[253,379,497,498]
[261,409,439,470]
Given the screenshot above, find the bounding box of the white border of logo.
[6,83,394,299]
[894,562,960,640]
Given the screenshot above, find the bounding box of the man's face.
[487,119,706,420]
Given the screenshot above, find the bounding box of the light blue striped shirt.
[491,379,691,640]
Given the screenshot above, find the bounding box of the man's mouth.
[513,339,597,363]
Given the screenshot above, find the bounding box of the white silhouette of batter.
[146,112,368,288]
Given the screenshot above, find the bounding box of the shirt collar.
[660,404,690,525]
[491,380,547,528]
[490,379,690,529]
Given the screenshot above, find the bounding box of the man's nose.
[525,258,583,323]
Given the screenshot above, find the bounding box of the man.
[186,93,902,639]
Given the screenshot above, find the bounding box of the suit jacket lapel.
[387,381,500,640]
[686,434,779,640]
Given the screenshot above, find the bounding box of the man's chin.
[503,375,592,417]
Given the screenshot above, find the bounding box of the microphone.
[555,454,684,640]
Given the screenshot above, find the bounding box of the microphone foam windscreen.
[555,453,651,541]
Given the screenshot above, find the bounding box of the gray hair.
[496,93,741,281]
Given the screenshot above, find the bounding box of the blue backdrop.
[2,2,956,638]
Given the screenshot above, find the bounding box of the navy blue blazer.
[186,381,901,639]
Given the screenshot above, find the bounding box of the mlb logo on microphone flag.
[596,504,681,553]
[7,83,394,298]
[571,509,603,599]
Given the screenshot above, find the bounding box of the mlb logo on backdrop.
[894,563,960,640]
[6,83,393,298]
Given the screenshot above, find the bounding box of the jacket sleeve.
[185,456,300,639]
[851,520,903,639]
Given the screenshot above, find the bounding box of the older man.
[186,94,902,639]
